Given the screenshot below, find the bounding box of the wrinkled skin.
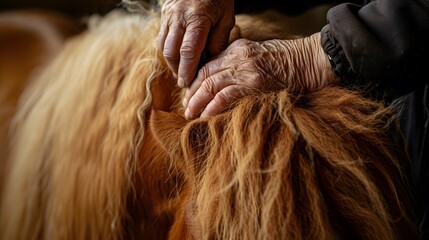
[158,0,339,119]
[183,33,339,119]
[158,0,235,88]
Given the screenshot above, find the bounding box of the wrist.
[309,32,340,87]
[289,33,340,90]
[264,34,339,92]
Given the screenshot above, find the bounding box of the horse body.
[0,4,419,240]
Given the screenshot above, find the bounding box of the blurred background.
[0,0,121,17]
[1,0,361,16]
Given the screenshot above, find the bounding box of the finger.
[183,57,225,108]
[163,24,186,75]
[177,19,211,88]
[185,70,236,119]
[183,41,251,108]
[207,14,235,56]
[200,85,243,118]
[158,20,169,52]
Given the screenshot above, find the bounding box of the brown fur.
[0,3,419,240]
[152,88,418,240]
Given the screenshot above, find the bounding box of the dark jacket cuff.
[320,24,362,88]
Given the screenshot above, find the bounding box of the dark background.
[0,0,363,16]
[0,0,123,17]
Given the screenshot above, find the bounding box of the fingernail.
[185,108,191,119]
[178,77,185,88]
[182,97,188,108]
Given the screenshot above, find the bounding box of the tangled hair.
[152,88,418,240]
[0,3,419,240]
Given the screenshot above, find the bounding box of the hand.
[158,0,235,88]
[183,33,340,119]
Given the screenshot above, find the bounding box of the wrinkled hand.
[158,0,235,88]
[183,33,339,119]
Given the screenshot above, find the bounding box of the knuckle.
[230,38,247,47]
[180,45,198,60]
[201,78,216,97]
[163,48,178,62]
[236,38,251,46]
[214,91,230,107]
[213,89,232,109]
[243,47,253,58]
[229,39,253,54]
[198,65,210,79]
[186,3,217,23]
[195,13,212,23]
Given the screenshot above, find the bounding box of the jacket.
[321,0,429,238]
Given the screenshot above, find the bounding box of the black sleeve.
[321,0,429,97]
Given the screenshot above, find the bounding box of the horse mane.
[0,9,82,198]
[0,9,177,239]
[0,3,419,240]
[151,87,418,239]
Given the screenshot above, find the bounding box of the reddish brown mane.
[151,87,418,239]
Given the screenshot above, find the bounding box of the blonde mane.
[0,4,419,240]
[0,10,176,239]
